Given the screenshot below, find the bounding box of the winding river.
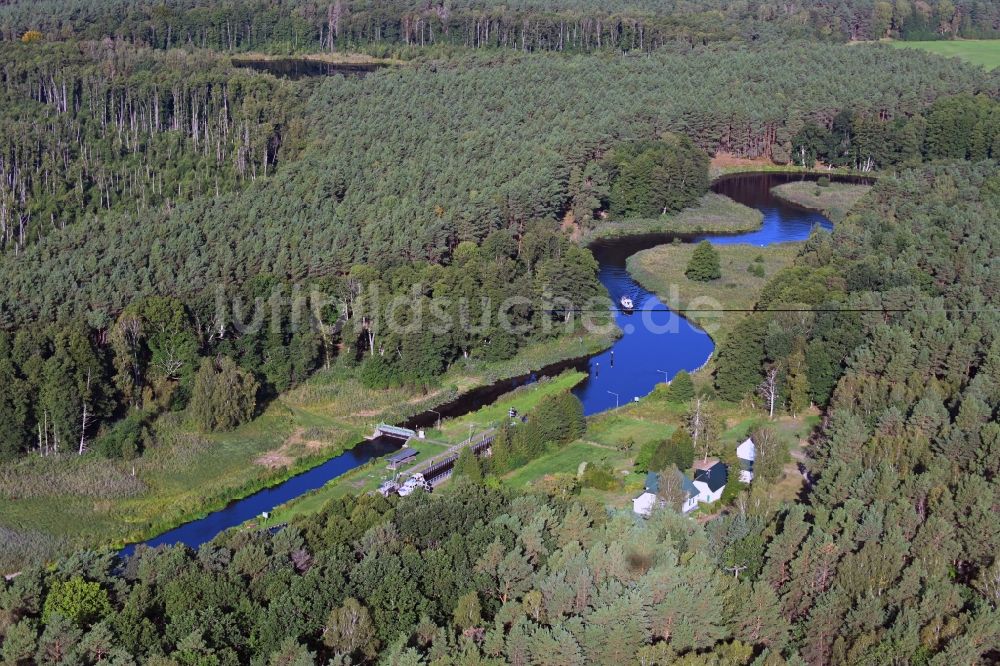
[120,171,866,557]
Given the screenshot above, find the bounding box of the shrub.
[649,428,695,472]
[580,463,618,491]
[42,576,111,628]
[94,412,150,459]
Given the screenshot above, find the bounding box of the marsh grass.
[0,527,69,573]
[0,456,147,500]
[770,182,872,222]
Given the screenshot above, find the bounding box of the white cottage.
[736,437,756,483]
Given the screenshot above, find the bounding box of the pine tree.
[715,315,768,401]
[685,241,722,281]
[489,425,515,474]
[787,349,811,416]
[730,582,791,650]
[665,370,695,402]
[0,334,30,459]
[453,447,483,482]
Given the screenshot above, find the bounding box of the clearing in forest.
[888,39,1000,70]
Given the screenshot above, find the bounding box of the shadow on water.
[120,172,869,556]
[232,58,390,80]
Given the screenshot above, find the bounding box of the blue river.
[121,171,863,556]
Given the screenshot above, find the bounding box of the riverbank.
[581,193,763,243]
[770,181,872,222]
[267,371,588,524]
[0,328,615,572]
[627,242,803,344]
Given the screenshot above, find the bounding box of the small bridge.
[373,424,417,440]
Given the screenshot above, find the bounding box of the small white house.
[736,437,756,483]
[632,492,660,517]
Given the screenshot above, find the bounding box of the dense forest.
[2,158,995,666]
[0,41,303,254]
[4,0,1000,51]
[0,41,996,459]
[0,222,602,460]
[708,161,1000,663]
[1,43,992,324]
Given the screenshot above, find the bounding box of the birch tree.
[758,366,779,419]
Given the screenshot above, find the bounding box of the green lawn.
[889,39,1000,70]
[432,371,587,443]
[586,412,676,449]
[503,440,631,488]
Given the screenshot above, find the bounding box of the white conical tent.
[736,437,756,461]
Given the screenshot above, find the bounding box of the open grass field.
[888,39,1000,70]
[627,242,802,343]
[0,330,614,572]
[582,193,763,242]
[770,182,872,222]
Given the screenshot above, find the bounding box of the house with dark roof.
[632,472,662,516]
[633,469,701,515]
[692,459,728,506]
[677,468,700,513]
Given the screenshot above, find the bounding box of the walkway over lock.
[373,424,417,440]
[421,435,495,486]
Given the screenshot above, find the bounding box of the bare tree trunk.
[691,397,707,462]
[79,369,92,455]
